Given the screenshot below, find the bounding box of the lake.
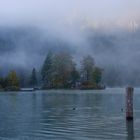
[0,88,140,140]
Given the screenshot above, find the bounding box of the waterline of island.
[0,52,105,91]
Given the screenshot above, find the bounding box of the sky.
[0,0,139,28]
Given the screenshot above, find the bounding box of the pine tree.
[29,68,37,87]
[0,77,3,89]
[41,51,53,88]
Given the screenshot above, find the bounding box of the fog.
[0,0,139,24]
[0,0,140,86]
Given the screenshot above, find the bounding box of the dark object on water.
[126,87,134,120]
[121,108,123,112]
[73,108,76,110]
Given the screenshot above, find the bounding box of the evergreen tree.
[0,77,7,89]
[41,51,53,88]
[29,68,38,87]
[0,77,3,89]
[0,77,8,89]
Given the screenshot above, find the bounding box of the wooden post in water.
[126,87,134,120]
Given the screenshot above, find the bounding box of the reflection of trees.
[9,92,18,109]
[39,91,103,138]
[40,92,79,121]
[0,93,44,138]
[0,93,20,138]
[76,93,103,116]
[39,92,81,139]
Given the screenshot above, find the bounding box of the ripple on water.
[0,89,140,140]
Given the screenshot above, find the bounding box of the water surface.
[0,88,140,140]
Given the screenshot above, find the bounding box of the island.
[0,52,105,91]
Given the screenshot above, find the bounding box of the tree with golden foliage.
[6,70,20,91]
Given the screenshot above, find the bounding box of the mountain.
[1,25,140,86]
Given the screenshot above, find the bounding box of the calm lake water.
[0,88,140,140]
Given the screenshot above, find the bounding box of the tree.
[0,77,8,89]
[70,66,80,88]
[0,77,6,89]
[6,70,20,91]
[0,77,3,89]
[29,68,38,87]
[80,55,103,89]
[93,67,102,85]
[81,55,95,82]
[52,52,76,88]
[41,51,53,88]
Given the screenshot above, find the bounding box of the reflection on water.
[0,88,140,140]
[126,120,134,140]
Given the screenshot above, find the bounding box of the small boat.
[20,88,35,92]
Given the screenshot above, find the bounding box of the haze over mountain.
[0,0,140,86]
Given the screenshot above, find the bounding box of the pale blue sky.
[0,0,139,26]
